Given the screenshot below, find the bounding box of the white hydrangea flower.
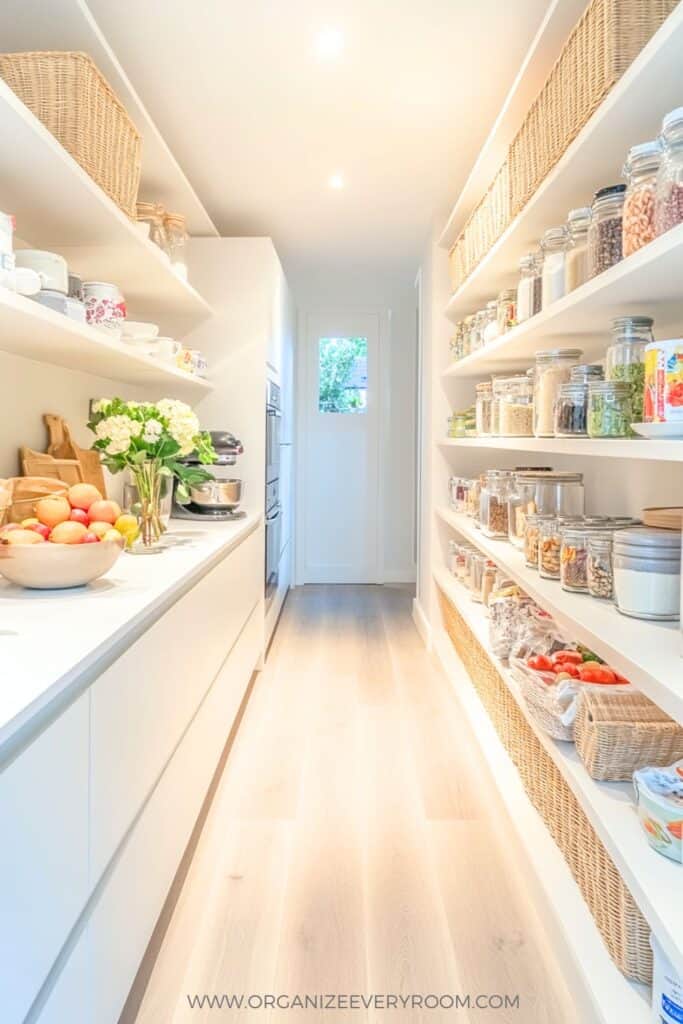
[95,415,142,456]
[142,418,163,444]
[156,398,199,456]
[91,399,107,414]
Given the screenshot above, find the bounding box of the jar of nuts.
[587,533,614,600]
[623,140,661,257]
[539,515,582,579]
[655,107,683,237]
[588,184,626,279]
[480,470,514,539]
[524,512,554,570]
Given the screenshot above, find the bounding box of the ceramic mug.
[156,337,182,362]
[82,281,126,326]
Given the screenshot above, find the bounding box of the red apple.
[81,532,100,544]
[69,508,89,525]
[49,521,88,544]
[35,496,71,529]
[87,499,121,525]
[67,483,102,510]
[26,523,51,540]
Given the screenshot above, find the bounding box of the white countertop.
[0,513,261,760]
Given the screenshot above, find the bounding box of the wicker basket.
[437,586,653,984]
[509,0,678,216]
[449,160,511,293]
[575,689,683,781]
[0,51,141,218]
[509,657,576,741]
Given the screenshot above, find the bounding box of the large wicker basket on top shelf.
[0,51,141,218]
[448,160,511,293]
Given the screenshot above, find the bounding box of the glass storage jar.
[482,300,500,346]
[508,470,584,548]
[565,207,591,292]
[516,254,537,323]
[466,550,486,596]
[587,533,614,600]
[498,375,534,437]
[461,316,474,359]
[448,476,468,512]
[605,315,653,425]
[541,226,569,308]
[136,201,168,252]
[588,184,626,278]
[539,515,582,579]
[164,212,188,279]
[524,512,553,569]
[448,539,458,575]
[571,363,604,384]
[560,524,608,593]
[481,560,497,606]
[554,382,589,435]
[587,380,632,438]
[480,470,514,539]
[469,310,485,353]
[475,381,493,436]
[497,289,517,334]
[533,349,582,437]
[623,141,661,256]
[467,475,484,521]
[655,107,683,237]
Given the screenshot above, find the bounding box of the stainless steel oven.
[265,479,281,599]
[266,380,281,485]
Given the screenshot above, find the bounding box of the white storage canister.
[613,528,681,621]
[651,932,683,1024]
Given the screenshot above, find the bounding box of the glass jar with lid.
[448,539,459,575]
[554,383,590,436]
[461,316,473,359]
[480,470,514,539]
[482,300,500,346]
[163,212,188,278]
[516,254,537,323]
[539,515,582,579]
[540,226,569,308]
[565,207,591,292]
[498,375,533,436]
[524,512,553,569]
[475,382,493,436]
[560,523,610,593]
[533,349,582,437]
[481,560,497,606]
[605,315,653,425]
[587,381,633,438]
[497,289,517,334]
[587,533,614,600]
[466,550,486,596]
[136,201,167,252]
[588,184,626,278]
[655,107,683,236]
[508,470,584,548]
[448,476,468,512]
[469,310,486,353]
[623,141,662,256]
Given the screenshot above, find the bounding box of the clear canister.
[497,289,517,334]
[623,141,661,256]
[498,375,534,437]
[480,470,514,539]
[588,184,626,278]
[516,254,537,324]
[475,382,493,436]
[508,471,583,548]
[587,380,633,438]
[587,533,614,600]
[524,512,553,569]
[482,300,500,346]
[533,349,582,437]
[539,515,582,579]
[655,107,683,237]
[565,206,591,292]
[605,315,653,425]
[540,226,569,308]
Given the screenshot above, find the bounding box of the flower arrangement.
[88,398,216,548]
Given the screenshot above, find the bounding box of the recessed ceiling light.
[328,173,344,189]
[315,27,344,60]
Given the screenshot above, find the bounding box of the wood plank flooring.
[130,585,580,1024]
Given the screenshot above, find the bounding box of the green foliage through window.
[318,337,368,413]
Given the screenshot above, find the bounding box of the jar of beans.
[588,184,626,278]
[655,107,683,237]
[587,533,614,600]
[623,140,661,257]
[480,470,514,539]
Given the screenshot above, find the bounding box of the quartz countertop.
[0,513,261,760]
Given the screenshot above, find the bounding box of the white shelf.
[0,285,212,399]
[437,436,683,462]
[435,505,683,726]
[444,5,683,321]
[434,563,682,983]
[0,78,213,335]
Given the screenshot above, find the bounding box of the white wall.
[291,265,417,584]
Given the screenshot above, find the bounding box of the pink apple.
[87,499,121,525]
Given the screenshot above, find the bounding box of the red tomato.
[552,650,583,664]
[579,664,618,684]
[556,662,580,678]
[528,654,554,672]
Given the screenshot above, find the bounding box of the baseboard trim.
[412,597,432,650]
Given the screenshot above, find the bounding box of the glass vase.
[123,461,170,554]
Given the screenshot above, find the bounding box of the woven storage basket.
[509,0,678,216]
[437,586,653,984]
[449,160,511,292]
[575,689,683,781]
[0,51,141,218]
[448,236,467,294]
[509,657,576,741]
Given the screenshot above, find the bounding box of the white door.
[301,311,380,583]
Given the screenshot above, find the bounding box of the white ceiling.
[89,0,549,289]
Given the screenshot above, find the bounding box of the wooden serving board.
[20,447,83,486]
[642,507,683,530]
[44,414,107,497]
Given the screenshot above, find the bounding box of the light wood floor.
[131,585,579,1024]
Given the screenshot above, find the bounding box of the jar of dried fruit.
[623,140,661,257]
[588,184,626,278]
[655,107,683,237]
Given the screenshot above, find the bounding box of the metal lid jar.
[613,527,681,620]
[655,107,683,236]
[516,253,537,323]
[588,184,626,278]
[533,348,582,437]
[565,206,591,292]
[623,141,662,256]
[480,470,514,539]
[475,381,493,436]
[587,380,632,438]
[509,470,584,548]
[605,315,654,424]
[540,226,569,309]
[524,512,554,569]
[496,288,517,334]
[498,375,533,437]
[560,523,612,593]
[482,300,500,346]
[539,515,582,579]
[587,533,615,600]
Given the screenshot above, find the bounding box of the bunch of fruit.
[0,483,140,548]
[526,648,631,686]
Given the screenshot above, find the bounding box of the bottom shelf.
[429,577,652,1024]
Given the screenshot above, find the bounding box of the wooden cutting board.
[44,414,107,496]
[642,507,683,530]
[20,447,83,486]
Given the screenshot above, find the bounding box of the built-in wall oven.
[265,380,282,600]
[266,380,281,485]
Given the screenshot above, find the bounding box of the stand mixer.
[171,430,246,522]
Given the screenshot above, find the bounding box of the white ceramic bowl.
[0,538,123,589]
[15,249,68,293]
[121,321,159,340]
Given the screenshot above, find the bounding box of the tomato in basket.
[578,664,618,684]
[551,650,583,665]
[527,654,554,672]
[554,662,579,678]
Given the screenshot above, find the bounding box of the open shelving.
[437,436,683,462]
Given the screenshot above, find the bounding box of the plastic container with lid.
[540,226,569,308]
[475,382,493,436]
[508,470,584,548]
[655,107,683,236]
[480,470,514,539]
[565,207,591,292]
[613,527,681,620]
[623,141,661,256]
[482,300,500,346]
[498,375,533,437]
[606,315,654,425]
[533,349,582,437]
[516,254,537,323]
[587,380,632,438]
[588,184,626,278]
[497,289,517,334]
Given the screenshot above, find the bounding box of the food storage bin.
[496,289,516,334]
[516,253,537,323]
[540,226,569,308]
[588,184,626,278]
[633,760,683,863]
[606,315,653,425]
[565,206,591,292]
[482,300,500,346]
[587,533,614,599]
[587,380,632,438]
[613,528,681,621]
[480,470,514,539]
[498,375,533,436]
[475,382,493,436]
[655,107,683,237]
[623,141,661,256]
[533,349,582,437]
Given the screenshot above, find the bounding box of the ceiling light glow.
[328,173,344,189]
[315,27,344,60]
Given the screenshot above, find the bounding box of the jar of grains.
[524,513,553,569]
[480,470,514,539]
[497,289,517,334]
[482,300,500,346]
[623,140,662,256]
[587,380,633,438]
[498,375,534,436]
[475,381,493,436]
[540,226,569,308]
[587,533,614,600]
[606,315,653,425]
[588,184,626,278]
[516,254,537,323]
[565,207,591,292]
[655,107,683,237]
[533,348,582,437]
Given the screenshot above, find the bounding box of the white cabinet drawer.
[0,695,89,1024]
[90,527,262,882]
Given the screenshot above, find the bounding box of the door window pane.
[318,337,368,413]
